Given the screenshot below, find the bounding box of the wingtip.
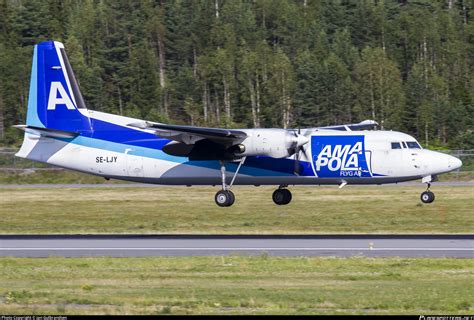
[360,119,379,126]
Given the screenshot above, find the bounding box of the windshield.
[406,141,421,149]
[391,142,402,149]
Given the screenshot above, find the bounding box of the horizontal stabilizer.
[14,125,78,139]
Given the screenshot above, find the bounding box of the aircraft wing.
[128,121,247,145]
[127,119,377,160]
[317,119,378,131]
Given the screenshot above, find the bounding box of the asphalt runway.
[1,235,472,258]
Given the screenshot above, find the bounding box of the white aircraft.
[15,41,462,206]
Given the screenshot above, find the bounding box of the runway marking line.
[1,247,473,251]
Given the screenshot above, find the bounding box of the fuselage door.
[373,142,404,176]
[387,149,403,176]
[125,148,144,177]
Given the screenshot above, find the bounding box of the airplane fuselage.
[16,110,461,187]
[15,41,463,206]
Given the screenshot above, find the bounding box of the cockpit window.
[402,141,408,148]
[391,142,402,149]
[406,141,421,149]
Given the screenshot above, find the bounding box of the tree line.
[0,0,472,148]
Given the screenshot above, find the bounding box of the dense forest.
[0,0,472,148]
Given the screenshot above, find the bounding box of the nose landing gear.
[420,183,435,204]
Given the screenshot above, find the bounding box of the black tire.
[420,191,435,204]
[215,190,235,207]
[427,191,435,203]
[282,189,292,204]
[273,188,292,205]
[272,189,285,205]
[227,190,235,206]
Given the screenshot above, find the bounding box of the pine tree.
[354,47,405,130]
[0,0,472,147]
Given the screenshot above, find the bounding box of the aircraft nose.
[448,155,462,170]
[423,150,462,174]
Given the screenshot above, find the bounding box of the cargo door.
[125,148,144,177]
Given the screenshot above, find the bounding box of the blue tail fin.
[26,41,92,133]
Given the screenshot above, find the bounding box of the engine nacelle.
[231,129,308,158]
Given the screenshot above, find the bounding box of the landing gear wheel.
[227,190,235,206]
[215,190,235,207]
[272,188,292,205]
[420,191,435,204]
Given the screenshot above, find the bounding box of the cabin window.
[406,141,421,149]
[391,142,402,149]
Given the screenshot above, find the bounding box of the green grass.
[0,185,472,234]
[442,171,474,181]
[0,170,127,184]
[0,256,472,315]
[0,175,472,315]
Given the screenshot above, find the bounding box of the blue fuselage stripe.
[62,134,296,177]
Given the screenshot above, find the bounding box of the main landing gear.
[272,186,292,205]
[215,189,235,207]
[420,183,435,204]
[214,158,245,207]
[214,160,293,207]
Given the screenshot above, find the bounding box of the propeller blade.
[291,128,312,175]
[295,129,313,175]
[294,148,301,175]
[300,144,308,158]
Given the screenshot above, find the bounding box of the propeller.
[289,128,311,175]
